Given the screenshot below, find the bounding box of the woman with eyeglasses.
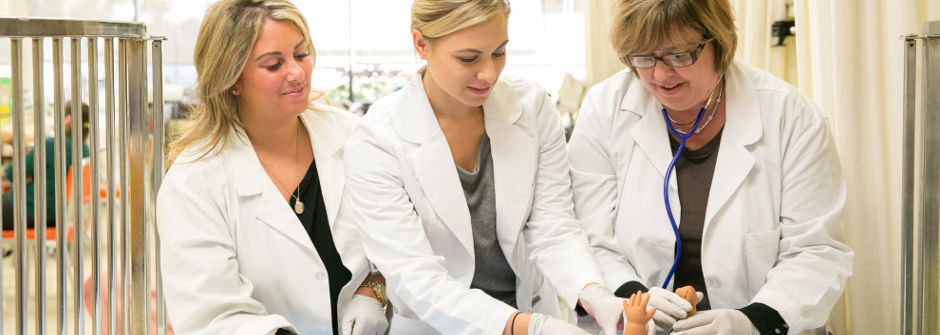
[567,1,853,334]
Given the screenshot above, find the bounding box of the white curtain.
[585,0,794,86]
[731,0,797,84]
[584,0,624,86]
[794,0,940,334]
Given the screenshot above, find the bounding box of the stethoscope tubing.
[659,105,707,289]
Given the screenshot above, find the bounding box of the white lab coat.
[157,105,369,335]
[341,70,605,335]
[568,61,853,332]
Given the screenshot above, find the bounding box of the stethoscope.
[658,75,724,289]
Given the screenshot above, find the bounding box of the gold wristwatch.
[360,280,388,306]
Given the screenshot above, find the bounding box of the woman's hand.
[671,309,758,335]
[340,288,388,335]
[340,294,387,335]
[645,287,692,329]
[578,283,625,335]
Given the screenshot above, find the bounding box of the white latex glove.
[340,294,388,335]
[671,309,759,335]
[578,284,625,335]
[646,287,692,328]
[529,313,590,335]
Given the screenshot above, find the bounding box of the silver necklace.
[257,121,304,214]
[666,79,720,126]
[667,115,696,126]
[669,78,723,135]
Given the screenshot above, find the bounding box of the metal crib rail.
[1,16,167,335]
[902,20,940,335]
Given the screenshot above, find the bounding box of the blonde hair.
[609,0,737,76]
[411,0,510,40]
[166,0,318,167]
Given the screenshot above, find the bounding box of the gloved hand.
[340,294,388,335]
[671,309,759,335]
[529,313,590,335]
[577,284,625,335]
[646,287,692,329]
[645,319,656,335]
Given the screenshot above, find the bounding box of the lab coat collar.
[621,61,763,226]
[482,76,524,125]
[394,67,531,258]
[226,110,347,255]
[394,67,475,256]
[486,106,535,257]
[704,62,761,228]
[394,68,439,144]
[619,63,762,145]
[394,67,522,144]
[300,110,347,226]
[622,76,675,185]
[412,132,476,256]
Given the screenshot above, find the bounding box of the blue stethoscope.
[658,76,723,289]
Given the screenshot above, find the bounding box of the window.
[3,0,589,109]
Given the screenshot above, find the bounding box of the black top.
[288,159,351,335]
[613,126,788,335]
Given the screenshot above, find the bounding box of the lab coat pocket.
[743,227,781,296]
[627,237,675,286]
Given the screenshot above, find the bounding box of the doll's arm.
[674,286,698,317]
[622,291,656,335]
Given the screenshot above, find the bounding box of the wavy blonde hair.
[166,0,320,167]
[411,0,510,40]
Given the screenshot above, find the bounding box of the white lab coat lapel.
[483,81,533,257]
[625,80,679,192]
[624,70,762,232]
[703,67,761,231]
[226,128,321,260]
[393,74,475,257]
[300,109,369,312]
[300,111,345,226]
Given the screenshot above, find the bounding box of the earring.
[231,89,239,96]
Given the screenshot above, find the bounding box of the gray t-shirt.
[456,133,517,308]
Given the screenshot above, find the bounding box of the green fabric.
[4,136,90,221]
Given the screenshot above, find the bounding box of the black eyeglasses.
[624,39,713,69]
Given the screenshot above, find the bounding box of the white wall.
[3,0,589,101]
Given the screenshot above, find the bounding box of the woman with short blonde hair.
[609,0,737,77]
[570,0,853,334]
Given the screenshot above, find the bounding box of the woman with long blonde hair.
[158,1,387,334]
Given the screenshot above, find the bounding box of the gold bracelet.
[359,280,388,306]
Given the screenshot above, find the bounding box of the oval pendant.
[294,200,305,215]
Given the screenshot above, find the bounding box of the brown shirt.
[669,127,724,311]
